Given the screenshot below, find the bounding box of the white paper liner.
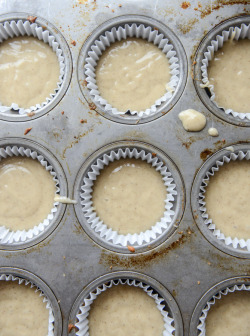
[0,273,55,336]
[0,19,65,115]
[85,23,180,118]
[80,148,177,247]
[75,278,175,336]
[0,145,60,245]
[200,23,250,120]
[198,150,250,251]
[197,284,250,335]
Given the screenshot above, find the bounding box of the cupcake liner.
[80,148,177,247]
[0,273,54,335]
[0,19,65,115]
[0,145,60,245]
[200,23,250,120]
[198,150,250,252]
[197,283,250,335]
[75,278,175,336]
[85,23,180,118]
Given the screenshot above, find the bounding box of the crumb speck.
[197,281,201,285]
[127,245,135,253]
[71,40,76,46]
[27,16,37,23]
[24,127,32,135]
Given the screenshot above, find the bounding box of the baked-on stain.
[198,1,249,18]
[99,229,193,269]
[181,1,191,9]
[178,18,199,34]
[200,148,213,161]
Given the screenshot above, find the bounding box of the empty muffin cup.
[0,14,67,118]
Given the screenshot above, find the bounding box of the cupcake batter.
[0,156,56,231]
[205,290,250,336]
[179,109,206,131]
[92,158,166,235]
[205,160,250,239]
[208,39,250,113]
[95,38,171,112]
[88,285,164,336]
[0,36,60,108]
[0,281,49,336]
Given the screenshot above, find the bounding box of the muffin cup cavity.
[198,149,250,252]
[197,283,250,336]
[79,147,177,248]
[85,23,179,118]
[75,278,175,336]
[200,23,250,120]
[0,18,65,116]
[0,145,61,247]
[0,273,55,335]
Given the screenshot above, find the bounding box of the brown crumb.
[178,231,183,234]
[83,79,88,86]
[112,9,114,12]
[197,281,201,285]
[127,245,135,253]
[154,27,159,30]
[181,1,191,9]
[24,127,32,135]
[27,16,37,23]
[187,230,192,235]
[68,323,76,333]
[89,102,96,110]
[27,112,35,117]
[71,40,76,46]
[207,261,211,266]
[110,265,113,270]
[119,4,122,7]
[61,111,64,115]
[152,153,156,157]
[192,61,197,65]
[80,119,87,124]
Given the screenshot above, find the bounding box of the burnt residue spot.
[99,229,193,269]
[181,1,191,9]
[199,1,249,19]
[200,148,213,161]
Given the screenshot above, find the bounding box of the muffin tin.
[0,1,249,336]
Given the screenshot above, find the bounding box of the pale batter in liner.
[0,146,60,246]
[95,38,171,112]
[201,23,250,120]
[0,156,56,231]
[0,36,60,109]
[85,23,180,118]
[92,158,166,235]
[75,279,175,336]
[198,150,250,252]
[80,148,177,247]
[0,19,65,115]
[88,285,164,336]
[0,274,54,336]
[208,39,250,114]
[197,285,250,336]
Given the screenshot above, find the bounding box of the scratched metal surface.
[0,0,250,335]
